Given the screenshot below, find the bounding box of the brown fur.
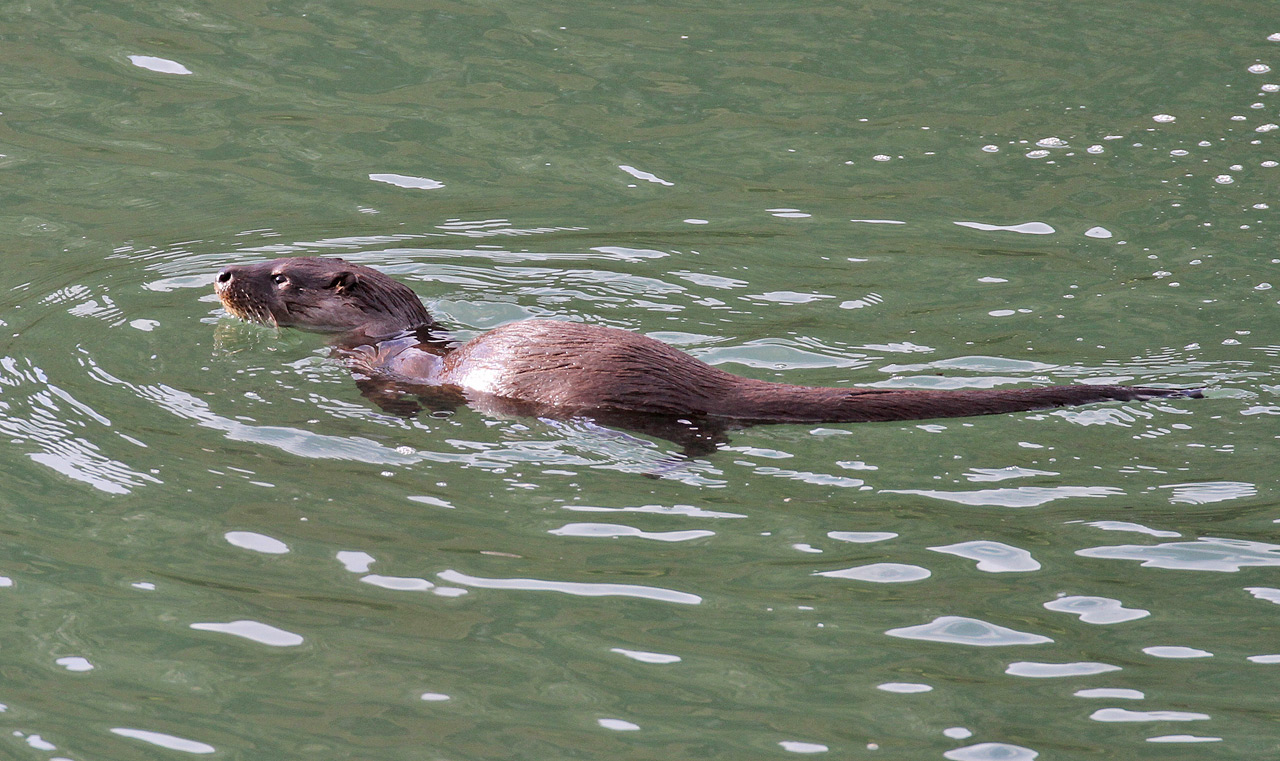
[215,257,1202,431]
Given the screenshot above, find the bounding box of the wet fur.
[215,257,1202,442]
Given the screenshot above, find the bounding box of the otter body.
[214,257,1201,438]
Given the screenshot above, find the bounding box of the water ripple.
[1005,661,1121,678]
[1075,688,1145,699]
[1159,480,1257,504]
[929,541,1040,572]
[886,486,1121,508]
[332,551,375,573]
[827,531,898,544]
[436,570,701,605]
[1075,520,1181,538]
[954,220,1056,235]
[549,522,715,542]
[563,503,746,519]
[1043,595,1150,624]
[110,728,215,754]
[1090,708,1209,722]
[610,648,681,664]
[0,355,161,494]
[1143,646,1213,659]
[885,616,1053,647]
[189,620,304,647]
[1246,587,1280,604]
[1077,537,1280,572]
[877,682,932,693]
[224,531,289,554]
[944,742,1039,760]
[816,563,931,583]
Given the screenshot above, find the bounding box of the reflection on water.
[0,0,1277,758]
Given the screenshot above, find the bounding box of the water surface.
[0,1,1277,759]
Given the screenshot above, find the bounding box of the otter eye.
[272,274,288,286]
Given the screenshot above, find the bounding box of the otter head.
[214,257,433,335]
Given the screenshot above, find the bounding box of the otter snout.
[214,266,241,292]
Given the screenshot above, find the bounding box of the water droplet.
[1214,174,1234,184]
[1153,114,1176,123]
[1249,64,1272,74]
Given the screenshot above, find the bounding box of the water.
[0,0,1276,758]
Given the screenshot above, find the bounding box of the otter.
[213,256,1201,453]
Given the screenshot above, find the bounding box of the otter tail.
[727,383,1203,424]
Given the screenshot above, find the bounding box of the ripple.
[1077,520,1181,538]
[336,551,375,573]
[929,541,1040,572]
[549,522,714,542]
[744,290,833,304]
[816,563,931,583]
[954,221,1055,235]
[437,570,701,604]
[877,682,933,693]
[964,467,1058,483]
[224,531,289,554]
[1075,688,1145,699]
[697,339,863,370]
[1160,481,1257,504]
[944,742,1039,760]
[1248,654,1280,663]
[885,616,1052,646]
[189,620,304,647]
[779,741,829,753]
[827,531,897,543]
[1043,595,1150,624]
[887,486,1120,508]
[110,728,215,754]
[360,574,435,592]
[1245,587,1280,604]
[368,173,445,190]
[1005,661,1121,678]
[0,356,162,494]
[610,648,681,664]
[1146,735,1223,743]
[1077,537,1280,572]
[598,718,641,731]
[127,55,192,76]
[563,503,746,518]
[56,656,93,672]
[1090,708,1209,722]
[1144,646,1213,658]
[618,165,673,186]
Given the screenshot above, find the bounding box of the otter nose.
[216,268,234,285]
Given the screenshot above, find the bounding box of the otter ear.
[327,271,359,293]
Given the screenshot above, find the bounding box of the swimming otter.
[214,257,1201,450]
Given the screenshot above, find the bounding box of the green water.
[1,0,1277,758]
